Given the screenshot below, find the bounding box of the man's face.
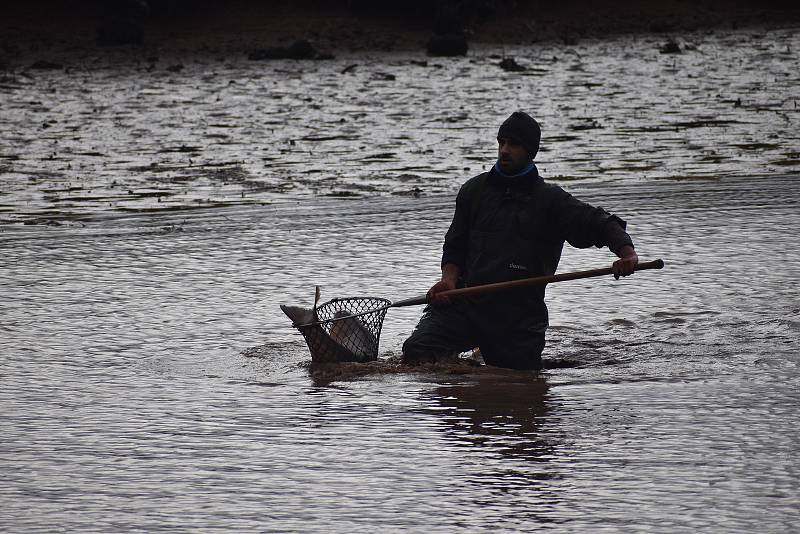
[497,137,530,174]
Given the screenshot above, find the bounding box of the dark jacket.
[440,165,633,326]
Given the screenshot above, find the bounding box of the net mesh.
[295,297,390,363]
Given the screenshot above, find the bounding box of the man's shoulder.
[544,180,569,194]
[462,171,491,189]
[535,177,572,198]
[456,171,491,198]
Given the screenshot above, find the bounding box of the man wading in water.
[402,111,639,370]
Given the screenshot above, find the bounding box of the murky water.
[2,28,799,532]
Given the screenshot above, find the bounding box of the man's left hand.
[612,246,639,279]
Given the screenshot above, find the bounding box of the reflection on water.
[426,373,553,463]
[1,26,800,534]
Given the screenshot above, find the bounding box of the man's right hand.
[427,264,461,306]
[427,277,457,306]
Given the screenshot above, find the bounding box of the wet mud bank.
[1,23,798,227]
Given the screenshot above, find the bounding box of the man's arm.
[552,189,639,278]
[428,180,475,305]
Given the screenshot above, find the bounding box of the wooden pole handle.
[391,259,664,307]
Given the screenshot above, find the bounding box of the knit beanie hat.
[497,111,541,159]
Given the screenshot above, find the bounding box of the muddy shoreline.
[2,1,800,65]
[2,20,798,226]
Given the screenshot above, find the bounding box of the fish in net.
[281,287,390,363]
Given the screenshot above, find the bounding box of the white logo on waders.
[509,263,528,271]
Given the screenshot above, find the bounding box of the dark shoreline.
[2,0,800,64]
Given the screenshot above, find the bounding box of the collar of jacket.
[489,161,542,189]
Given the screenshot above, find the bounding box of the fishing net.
[294,297,390,363]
